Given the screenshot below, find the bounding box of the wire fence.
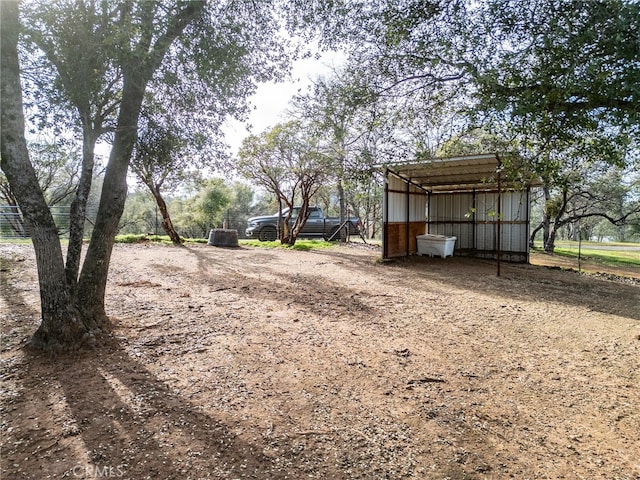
[1,206,378,243]
[119,209,257,240]
[4,205,636,281]
[530,240,640,280]
[0,205,72,238]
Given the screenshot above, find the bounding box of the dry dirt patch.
[1,242,639,480]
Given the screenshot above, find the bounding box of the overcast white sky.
[222,50,345,154]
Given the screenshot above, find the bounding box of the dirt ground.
[1,242,639,480]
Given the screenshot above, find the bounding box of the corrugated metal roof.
[382,153,526,192]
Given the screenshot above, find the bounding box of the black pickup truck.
[245,206,361,242]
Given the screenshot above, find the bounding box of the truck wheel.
[259,226,277,242]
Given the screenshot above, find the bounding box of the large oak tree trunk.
[72,1,206,326]
[68,3,205,331]
[75,74,147,326]
[3,1,205,351]
[1,0,88,350]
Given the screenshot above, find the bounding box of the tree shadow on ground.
[311,247,640,322]
[0,252,300,479]
[185,245,376,320]
[189,244,639,321]
[3,339,303,480]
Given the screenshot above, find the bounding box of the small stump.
[207,228,239,247]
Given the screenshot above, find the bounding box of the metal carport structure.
[381,153,537,273]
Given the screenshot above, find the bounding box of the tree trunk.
[75,74,147,326]
[3,0,205,351]
[279,199,297,245]
[545,187,569,253]
[65,125,98,295]
[338,176,345,225]
[529,221,544,249]
[369,189,378,239]
[70,1,207,336]
[541,185,552,251]
[276,197,284,240]
[542,218,551,251]
[545,224,558,253]
[280,214,295,245]
[1,0,88,350]
[151,187,182,244]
